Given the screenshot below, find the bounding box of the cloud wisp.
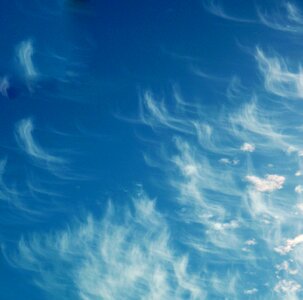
[202,0,256,23]
[257,1,303,33]
[15,118,64,164]
[255,47,303,99]
[16,39,38,80]
[5,191,205,300]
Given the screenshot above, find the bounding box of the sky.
[1,0,303,299]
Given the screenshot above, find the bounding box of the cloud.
[275,234,303,254]
[240,142,255,152]
[138,90,195,134]
[0,158,17,204]
[295,185,303,194]
[274,279,301,294]
[245,239,256,246]
[16,39,38,80]
[258,2,303,33]
[15,118,64,164]
[243,288,258,295]
[255,47,303,99]
[229,99,292,151]
[0,77,10,97]
[4,191,205,300]
[218,158,239,165]
[276,261,298,275]
[133,86,303,296]
[246,174,285,192]
[202,0,255,23]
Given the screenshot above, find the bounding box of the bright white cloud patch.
[240,142,255,152]
[258,2,303,33]
[274,279,301,294]
[275,234,303,254]
[246,174,285,192]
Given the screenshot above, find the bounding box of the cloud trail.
[17,40,38,80]
[5,191,205,300]
[15,118,64,164]
[202,0,256,23]
[255,47,303,99]
[257,1,303,33]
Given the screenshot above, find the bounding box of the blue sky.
[1,0,303,299]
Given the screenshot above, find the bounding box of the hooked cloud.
[15,118,64,164]
[16,39,38,80]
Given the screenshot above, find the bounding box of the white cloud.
[297,203,303,213]
[276,261,298,275]
[139,90,194,134]
[258,2,303,33]
[295,185,303,194]
[240,142,255,152]
[15,118,64,164]
[275,234,303,254]
[212,220,239,231]
[255,47,303,99]
[0,77,10,97]
[5,192,205,300]
[245,239,256,246]
[274,279,301,294]
[246,174,285,192]
[243,288,258,295]
[17,39,38,79]
[218,158,239,165]
[229,100,291,151]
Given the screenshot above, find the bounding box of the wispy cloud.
[16,39,38,80]
[15,118,64,164]
[202,0,256,23]
[257,1,303,33]
[255,47,303,99]
[274,279,301,294]
[129,81,303,296]
[138,90,195,134]
[228,98,300,154]
[4,191,205,299]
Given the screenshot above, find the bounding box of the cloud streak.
[202,0,256,23]
[15,118,64,164]
[255,47,303,99]
[257,1,303,33]
[5,191,205,300]
[16,39,38,80]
